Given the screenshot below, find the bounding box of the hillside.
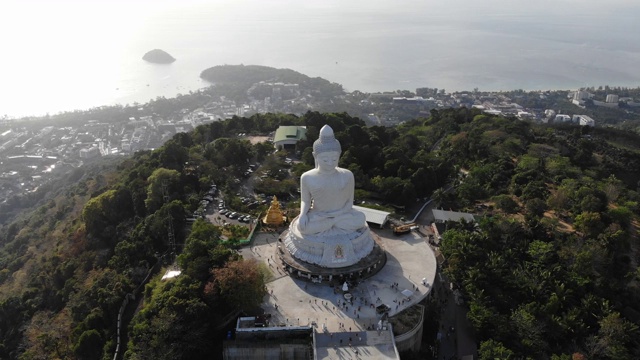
[1,109,639,359]
[200,64,344,99]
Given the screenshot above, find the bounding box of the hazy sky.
[1,0,638,117]
[2,0,635,75]
[2,0,636,47]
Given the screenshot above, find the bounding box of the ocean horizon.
[2,0,640,118]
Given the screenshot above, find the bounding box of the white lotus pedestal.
[284,217,374,268]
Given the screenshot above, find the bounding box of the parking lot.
[201,191,264,229]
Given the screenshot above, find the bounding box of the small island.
[142,49,176,64]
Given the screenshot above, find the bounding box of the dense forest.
[1,108,639,359]
[434,114,640,358]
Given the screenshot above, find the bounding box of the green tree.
[525,198,547,218]
[145,168,181,213]
[601,175,624,202]
[155,138,189,171]
[527,240,555,268]
[586,312,638,359]
[456,177,485,206]
[431,187,448,207]
[370,176,416,206]
[205,138,254,168]
[546,156,579,182]
[467,298,500,339]
[478,339,515,360]
[177,220,225,281]
[205,259,267,311]
[511,304,548,353]
[521,180,548,201]
[574,212,605,238]
[73,329,102,360]
[82,188,133,242]
[493,194,519,214]
[127,276,214,359]
[547,187,571,212]
[607,206,632,227]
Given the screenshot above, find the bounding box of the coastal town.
[1,80,639,210]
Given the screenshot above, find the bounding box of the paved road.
[432,271,477,360]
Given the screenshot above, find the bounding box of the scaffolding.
[162,180,176,256]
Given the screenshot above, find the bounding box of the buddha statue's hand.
[298,213,309,231]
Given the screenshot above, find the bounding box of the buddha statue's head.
[313,125,341,172]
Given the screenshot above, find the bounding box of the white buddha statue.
[284,125,374,268]
[296,125,366,235]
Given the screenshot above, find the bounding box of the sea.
[2,0,640,118]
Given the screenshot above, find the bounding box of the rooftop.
[353,205,391,227]
[273,126,307,143]
[431,209,475,223]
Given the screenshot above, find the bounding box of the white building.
[432,209,476,223]
[574,115,595,127]
[353,205,390,228]
[79,146,100,159]
[392,96,430,105]
[517,111,534,120]
[430,209,476,240]
[573,90,590,101]
[554,114,572,123]
[606,94,619,103]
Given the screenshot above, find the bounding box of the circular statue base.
[285,217,376,268]
[277,230,387,284]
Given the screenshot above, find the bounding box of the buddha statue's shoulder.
[301,168,353,182]
[336,167,354,177]
[334,167,355,183]
[300,168,319,182]
[300,169,322,189]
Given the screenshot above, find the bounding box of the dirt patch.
[543,210,575,232]
[247,136,270,144]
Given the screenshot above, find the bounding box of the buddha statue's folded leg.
[297,215,337,235]
[334,211,366,231]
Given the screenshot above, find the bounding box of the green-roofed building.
[273,125,307,151]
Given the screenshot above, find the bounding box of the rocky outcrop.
[142,49,176,64]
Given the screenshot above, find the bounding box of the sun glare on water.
[0,1,157,116]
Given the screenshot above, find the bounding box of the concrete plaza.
[239,227,438,359]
